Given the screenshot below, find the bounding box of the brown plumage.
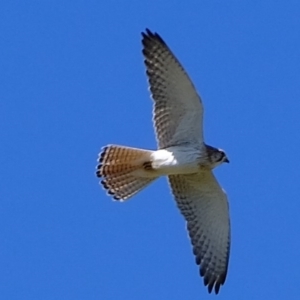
[96,145,157,200]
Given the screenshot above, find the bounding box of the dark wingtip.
[204,277,217,294]
[206,275,225,294]
[201,265,226,294]
[208,280,215,294]
[141,28,166,47]
[142,28,154,38]
[214,282,221,294]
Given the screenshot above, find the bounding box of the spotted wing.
[142,29,204,149]
[168,172,230,294]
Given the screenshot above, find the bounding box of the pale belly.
[150,146,201,175]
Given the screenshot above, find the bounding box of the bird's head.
[207,146,229,168]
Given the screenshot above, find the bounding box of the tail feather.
[96,145,157,200]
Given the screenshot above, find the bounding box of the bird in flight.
[96,29,230,294]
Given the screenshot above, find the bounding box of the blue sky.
[1,1,300,299]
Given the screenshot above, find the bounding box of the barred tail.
[96,145,158,200]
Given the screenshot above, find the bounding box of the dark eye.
[217,152,225,162]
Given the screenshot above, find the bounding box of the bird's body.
[148,146,203,175]
[138,144,226,177]
[96,29,231,294]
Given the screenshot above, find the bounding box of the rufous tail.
[96,145,157,200]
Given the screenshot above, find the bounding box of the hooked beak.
[224,157,230,163]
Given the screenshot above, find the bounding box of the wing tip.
[141,28,167,47]
[197,245,228,294]
[202,269,227,294]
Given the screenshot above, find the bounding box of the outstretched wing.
[142,29,204,149]
[168,172,230,294]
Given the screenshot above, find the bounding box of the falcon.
[96,29,230,294]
